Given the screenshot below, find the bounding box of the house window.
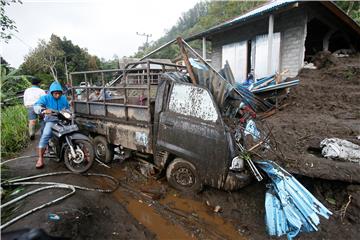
[222,41,248,83]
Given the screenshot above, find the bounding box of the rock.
[214,205,222,213]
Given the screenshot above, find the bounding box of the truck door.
[157,82,229,187]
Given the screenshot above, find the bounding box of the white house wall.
[210,7,307,79]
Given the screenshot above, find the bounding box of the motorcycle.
[46,109,95,173]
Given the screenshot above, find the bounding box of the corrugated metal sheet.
[256,160,332,240]
[222,41,248,83]
[223,0,297,26]
[254,33,281,79]
[251,79,300,93]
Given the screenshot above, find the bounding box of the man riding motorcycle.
[34,81,70,169]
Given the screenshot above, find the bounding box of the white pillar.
[323,29,335,51]
[267,14,274,75]
[202,37,206,59]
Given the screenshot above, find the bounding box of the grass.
[1,105,30,225]
[1,105,29,158]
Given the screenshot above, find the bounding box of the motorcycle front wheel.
[64,139,95,173]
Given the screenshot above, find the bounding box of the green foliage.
[133,1,264,59]
[59,36,101,73]
[0,0,22,43]
[1,105,29,157]
[0,64,31,105]
[100,55,119,69]
[21,34,104,82]
[335,1,360,25]
[21,34,65,81]
[32,72,53,89]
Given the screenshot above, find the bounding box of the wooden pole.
[176,37,197,85]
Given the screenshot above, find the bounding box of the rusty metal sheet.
[107,122,152,153]
[74,102,88,114]
[89,103,105,116]
[128,108,150,122]
[107,105,126,119]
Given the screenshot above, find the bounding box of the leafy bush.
[0,66,31,106]
[1,105,29,157]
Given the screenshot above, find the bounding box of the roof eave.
[320,1,360,36]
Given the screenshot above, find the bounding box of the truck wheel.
[93,136,114,163]
[64,140,94,173]
[166,158,202,193]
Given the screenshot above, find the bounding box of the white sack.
[320,138,360,163]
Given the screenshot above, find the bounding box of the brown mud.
[1,55,360,240]
[264,55,360,183]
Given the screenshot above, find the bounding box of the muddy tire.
[93,136,114,163]
[64,140,94,173]
[166,158,202,193]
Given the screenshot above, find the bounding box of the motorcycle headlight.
[62,111,71,119]
[230,156,244,171]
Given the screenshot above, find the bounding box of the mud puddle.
[160,194,246,240]
[104,163,246,240]
[113,189,191,239]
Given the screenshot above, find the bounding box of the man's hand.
[42,109,52,114]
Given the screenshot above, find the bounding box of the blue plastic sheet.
[256,160,332,240]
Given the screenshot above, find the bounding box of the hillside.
[133,0,360,59]
[133,1,265,59]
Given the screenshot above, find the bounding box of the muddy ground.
[1,55,360,240]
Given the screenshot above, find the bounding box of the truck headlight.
[230,156,244,171]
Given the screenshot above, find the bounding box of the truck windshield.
[168,84,218,122]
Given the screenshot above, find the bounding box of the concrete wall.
[276,8,307,78]
[210,7,307,78]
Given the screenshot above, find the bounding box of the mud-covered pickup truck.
[70,60,254,192]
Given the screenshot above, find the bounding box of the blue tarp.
[256,160,332,240]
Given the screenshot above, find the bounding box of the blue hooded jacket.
[34,81,70,122]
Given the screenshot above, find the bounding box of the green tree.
[100,55,119,69]
[21,35,65,80]
[335,1,360,25]
[0,61,31,105]
[0,0,22,43]
[21,34,101,83]
[60,36,96,74]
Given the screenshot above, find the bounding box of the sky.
[1,0,200,68]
